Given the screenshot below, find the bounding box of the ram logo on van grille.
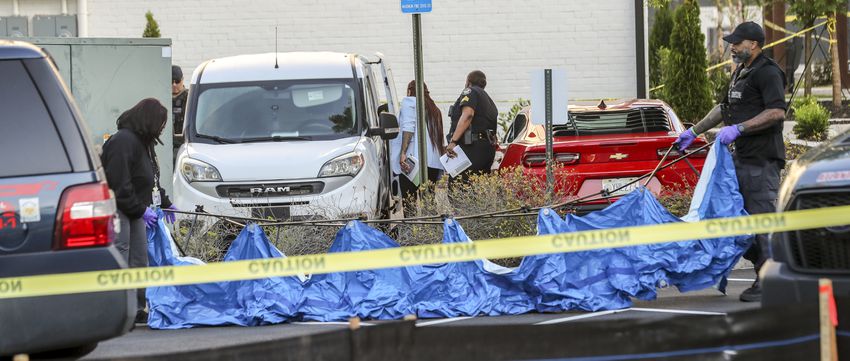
[216,182,324,198]
[252,186,291,194]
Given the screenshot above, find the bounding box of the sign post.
[402,0,432,182]
[531,69,568,199]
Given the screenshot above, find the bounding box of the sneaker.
[739,280,761,302]
[134,309,149,324]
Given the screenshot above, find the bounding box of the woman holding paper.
[390,80,446,202]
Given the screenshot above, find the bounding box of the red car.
[496,99,707,212]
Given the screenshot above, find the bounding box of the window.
[554,107,672,136]
[0,60,71,178]
[192,79,360,142]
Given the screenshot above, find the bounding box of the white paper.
[439,147,472,178]
[403,155,421,186]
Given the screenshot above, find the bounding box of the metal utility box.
[56,15,77,37]
[33,15,57,37]
[33,15,78,37]
[5,16,28,37]
[1,37,175,194]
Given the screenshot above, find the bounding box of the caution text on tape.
[1,205,849,300]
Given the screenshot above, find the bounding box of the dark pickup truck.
[762,128,850,306]
[0,41,133,357]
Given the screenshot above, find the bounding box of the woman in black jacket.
[101,98,175,323]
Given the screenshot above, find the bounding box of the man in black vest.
[677,22,786,303]
[446,70,499,182]
[172,65,188,159]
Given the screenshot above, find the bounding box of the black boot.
[739,279,761,302]
[134,309,149,324]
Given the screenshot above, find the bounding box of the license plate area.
[251,206,291,220]
[601,177,639,196]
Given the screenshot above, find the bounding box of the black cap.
[723,21,765,45]
[172,65,183,82]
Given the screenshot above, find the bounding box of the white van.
[173,52,400,221]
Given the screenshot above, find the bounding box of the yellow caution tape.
[1,205,849,300]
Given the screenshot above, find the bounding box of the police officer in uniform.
[677,22,786,302]
[172,65,188,158]
[446,70,498,181]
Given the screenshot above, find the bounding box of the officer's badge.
[461,96,470,103]
[461,87,471,96]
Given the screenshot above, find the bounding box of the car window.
[0,60,71,178]
[505,113,527,143]
[554,107,671,136]
[193,79,359,141]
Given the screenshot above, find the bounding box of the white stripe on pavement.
[534,309,630,325]
[416,317,473,327]
[727,278,756,282]
[292,321,375,326]
[629,307,724,315]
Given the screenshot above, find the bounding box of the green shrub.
[649,3,674,89]
[497,98,530,139]
[791,94,819,110]
[143,11,161,38]
[707,64,730,105]
[659,0,713,122]
[792,101,830,141]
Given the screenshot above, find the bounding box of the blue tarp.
[146,145,751,329]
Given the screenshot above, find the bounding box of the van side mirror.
[368,112,399,140]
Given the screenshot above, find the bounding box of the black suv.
[762,128,850,305]
[0,41,133,356]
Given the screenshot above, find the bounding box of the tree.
[649,2,674,91]
[787,0,847,97]
[143,11,161,38]
[661,0,713,123]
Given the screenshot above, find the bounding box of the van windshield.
[192,79,360,142]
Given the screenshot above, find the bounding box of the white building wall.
[3,0,639,112]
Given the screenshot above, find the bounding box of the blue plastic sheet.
[146,145,751,329]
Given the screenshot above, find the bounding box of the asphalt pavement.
[83,269,760,360]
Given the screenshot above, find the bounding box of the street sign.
[530,69,568,125]
[401,0,432,14]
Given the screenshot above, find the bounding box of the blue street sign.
[401,0,432,13]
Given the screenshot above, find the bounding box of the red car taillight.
[658,146,708,159]
[54,182,117,249]
[522,152,580,167]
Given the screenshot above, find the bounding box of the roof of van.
[0,40,46,60]
[194,52,360,84]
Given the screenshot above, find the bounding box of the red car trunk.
[498,100,707,210]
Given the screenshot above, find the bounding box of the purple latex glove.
[675,128,696,152]
[142,207,158,227]
[717,125,741,145]
[164,205,177,224]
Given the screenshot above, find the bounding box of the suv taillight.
[54,182,117,249]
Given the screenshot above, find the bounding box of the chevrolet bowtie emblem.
[610,153,628,160]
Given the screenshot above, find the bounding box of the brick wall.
[3,0,640,112]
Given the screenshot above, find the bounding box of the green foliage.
[646,0,671,8]
[660,0,713,122]
[649,3,674,89]
[143,11,161,38]
[788,0,847,27]
[497,98,530,138]
[791,94,819,110]
[792,100,830,141]
[653,47,673,99]
[708,67,731,105]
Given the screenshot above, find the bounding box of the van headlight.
[318,152,364,178]
[180,158,222,182]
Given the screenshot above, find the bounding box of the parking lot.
[82,269,758,360]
